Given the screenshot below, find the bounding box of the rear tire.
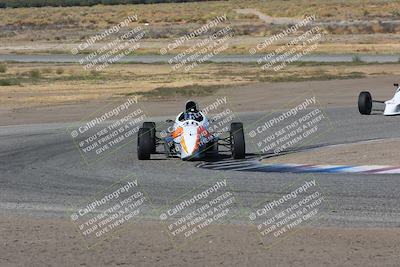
[138,128,151,160]
[230,122,245,159]
[142,122,156,153]
[358,91,372,115]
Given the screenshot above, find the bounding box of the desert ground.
[1,1,400,266]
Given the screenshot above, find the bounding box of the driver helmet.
[185,100,198,113]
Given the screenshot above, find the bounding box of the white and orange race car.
[137,101,245,160]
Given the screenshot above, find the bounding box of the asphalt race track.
[1,106,400,228]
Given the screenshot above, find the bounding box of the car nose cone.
[180,126,199,157]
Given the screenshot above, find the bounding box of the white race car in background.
[358,83,400,116]
[137,100,245,160]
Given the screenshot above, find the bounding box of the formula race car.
[358,83,400,116]
[137,100,245,160]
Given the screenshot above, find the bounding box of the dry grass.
[0,0,399,42]
[0,61,399,107]
[0,0,398,27]
[0,0,399,55]
[240,0,400,20]
[1,36,400,55]
[0,2,232,28]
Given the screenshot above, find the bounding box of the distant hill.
[0,0,219,8]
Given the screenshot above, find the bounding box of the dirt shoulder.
[4,62,400,109]
[0,215,399,266]
[264,138,400,166]
[1,75,399,126]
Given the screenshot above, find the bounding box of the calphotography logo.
[248,14,324,71]
[67,97,148,165]
[160,15,234,72]
[70,14,145,71]
[249,176,331,250]
[246,92,333,156]
[69,175,151,248]
[159,177,243,248]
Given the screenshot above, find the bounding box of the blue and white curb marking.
[198,160,400,174]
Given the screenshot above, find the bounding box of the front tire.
[230,122,245,159]
[358,91,372,115]
[142,122,156,153]
[138,128,152,160]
